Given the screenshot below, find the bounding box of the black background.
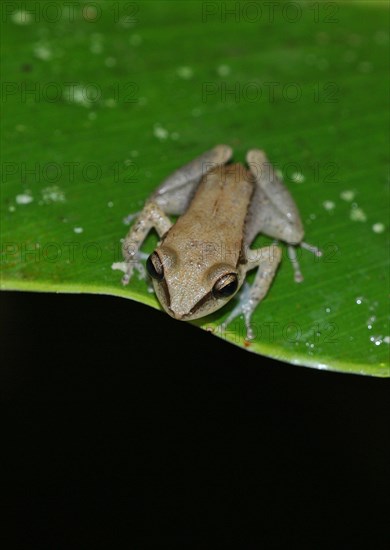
[1,291,389,548]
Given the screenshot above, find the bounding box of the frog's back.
[166,163,254,242]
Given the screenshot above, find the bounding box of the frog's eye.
[146,252,164,281]
[212,273,238,298]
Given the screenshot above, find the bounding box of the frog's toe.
[134,260,146,280]
[122,273,131,285]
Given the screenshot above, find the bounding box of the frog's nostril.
[168,306,185,320]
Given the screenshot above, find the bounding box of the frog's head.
[146,245,244,320]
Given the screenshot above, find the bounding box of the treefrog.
[120,145,320,339]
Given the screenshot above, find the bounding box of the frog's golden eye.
[146,252,164,281]
[212,273,238,298]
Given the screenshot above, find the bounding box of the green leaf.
[1,1,389,377]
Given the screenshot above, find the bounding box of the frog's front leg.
[121,202,172,285]
[221,245,282,340]
[120,145,232,285]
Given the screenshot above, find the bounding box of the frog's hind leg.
[245,149,321,282]
[122,144,232,224]
[151,144,232,215]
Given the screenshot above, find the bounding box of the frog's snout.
[167,306,187,321]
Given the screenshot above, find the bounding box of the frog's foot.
[288,242,322,283]
[113,253,148,286]
[220,283,256,341]
[122,261,146,285]
[121,201,174,285]
[221,244,282,341]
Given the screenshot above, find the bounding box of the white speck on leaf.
[41,186,66,204]
[73,227,83,234]
[16,193,33,205]
[153,125,169,140]
[291,172,305,183]
[370,335,383,346]
[217,64,231,77]
[323,200,335,211]
[64,84,95,108]
[367,316,376,330]
[372,223,384,234]
[350,206,367,222]
[340,190,355,201]
[176,66,193,79]
[33,43,52,61]
[11,10,33,25]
